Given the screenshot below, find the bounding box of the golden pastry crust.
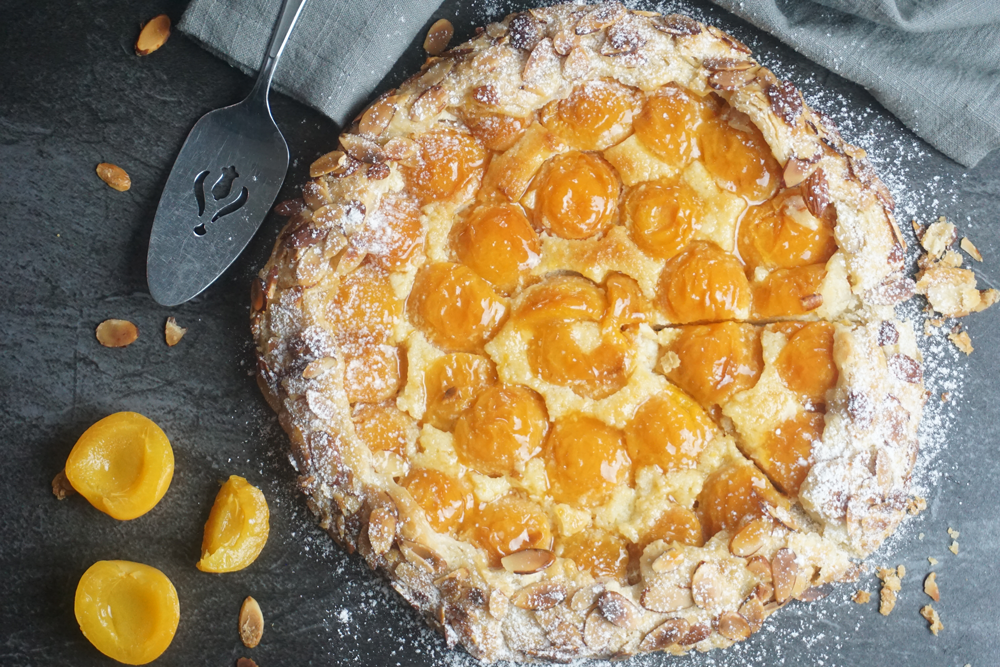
[252,3,923,661]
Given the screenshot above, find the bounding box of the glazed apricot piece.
[342,341,403,404]
[326,260,402,344]
[352,402,413,457]
[774,321,838,407]
[753,411,824,496]
[401,467,471,533]
[461,108,529,152]
[541,80,640,150]
[544,415,631,508]
[633,84,706,166]
[658,241,751,323]
[637,504,704,550]
[422,353,497,431]
[697,461,788,538]
[453,384,548,476]
[604,272,649,330]
[400,129,487,204]
[621,180,703,261]
[699,110,781,202]
[559,529,628,579]
[514,275,607,327]
[408,262,508,353]
[467,494,553,565]
[353,194,424,271]
[453,203,540,294]
[533,151,619,240]
[737,190,837,274]
[64,412,174,521]
[75,560,179,665]
[664,323,763,411]
[197,476,270,573]
[529,322,634,399]
[624,390,717,472]
[751,264,826,319]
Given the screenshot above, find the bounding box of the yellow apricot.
[64,412,174,521]
[75,560,179,665]
[197,476,269,573]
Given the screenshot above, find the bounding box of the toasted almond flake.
[135,14,171,56]
[359,97,397,138]
[717,611,751,641]
[651,548,684,573]
[310,150,349,178]
[691,561,729,610]
[501,548,554,574]
[920,604,943,635]
[729,517,769,557]
[96,319,138,348]
[96,163,131,191]
[771,548,797,604]
[423,18,454,56]
[960,237,983,261]
[640,579,694,613]
[513,582,566,610]
[164,317,186,346]
[746,555,772,583]
[739,597,765,631]
[928,556,938,565]
[637,618,688,652]
[488,589,509,620]
[596,591,638,629]
[924,572,940,601]
[367,506,396,555]
[852,589,871,604]
[949,540,959,555]
[52,469,76,500]
[583,608,625,651]
[239,596,264,648]
[399,539,445,574]
[949,330,974,355]
[409,84,449,121]
[678,621,712,646]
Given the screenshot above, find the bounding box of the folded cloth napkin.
[179,0,1000,167]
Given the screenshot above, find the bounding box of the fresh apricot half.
[196,476,270,573]
[75,560,179,665]
[64,412,174,521]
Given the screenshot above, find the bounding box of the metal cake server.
[147,0,308,307]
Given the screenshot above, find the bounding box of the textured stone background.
[1,1,998,665]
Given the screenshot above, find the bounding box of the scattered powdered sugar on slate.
[244,2,975,664]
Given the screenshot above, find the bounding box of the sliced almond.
[640,579,694,613]
[782,156,814,188]
[771,548,797,604]
[501,548,554,575]
[96,319,138,348]
[717,611,752,641]
[135,14,171,56]
[637,618,688,652]
[924,572,940,602]
[583,608,626,651]
[164,317,186,346]
[569,583,602,612]
[596,591,638,629]
[52,469,76,500]
[488,589,509,620]
[739,597,766,631]
[359,97,397,138]
[339,134,386,164]
[653,14,702,36]
[691,561,727,609]
[512,582,566,610]
[96,163,131,191]
[239,596,264,648]
[746,555,772,583]
[399,539,445,575]
[651,548,684,573]
[708,68,757,91]
[678,621,712,646]
[367,506,396,555]
[423,18,454,56]
[310,150,349,178]
[409,84,449,121]
[961,237,983,261]
[803,167,831,217]
[730,517,770,557]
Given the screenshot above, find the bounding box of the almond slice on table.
[136,14,171,56]
[239,596,264,648]
[424,19,454,56]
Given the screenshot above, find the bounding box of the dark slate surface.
[1,1,999,666]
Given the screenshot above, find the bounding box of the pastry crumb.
[949,541,959,555]
[928,556,938,565]
[877,566,904,615]
[940,392,951,402]
[851,590,870,604]
[924,572,940,601]
[961,237,983,261]
[165,317,187,346]
[907,496,927,515]
[920,604,943,635]
[948,330,973,354]
[918,532,925,540]
[51,469,76,500]
[919,220,956,260]
[947,527,960,539]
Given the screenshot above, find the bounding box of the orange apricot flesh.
[64,412,174,521]
[75,560,179,665]
[197,475,270,573]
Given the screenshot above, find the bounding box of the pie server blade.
[147,0,307,307]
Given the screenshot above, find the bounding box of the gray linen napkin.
[178,0,441,126]
[179,0,1000,167]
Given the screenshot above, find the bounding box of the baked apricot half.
[197,475,269,573]
[64,412,174,520]
[75,560,180,665]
